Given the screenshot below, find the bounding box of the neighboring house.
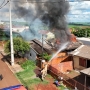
[68,45,90,88]
[25,46,37,61]
[69,45,90,70]
[24,39,53,60]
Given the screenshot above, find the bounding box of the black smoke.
[12,0,71,43]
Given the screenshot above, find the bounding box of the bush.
[71,27,90,37]
[40,53,51,61]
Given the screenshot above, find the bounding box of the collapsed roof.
[30,38,82,55]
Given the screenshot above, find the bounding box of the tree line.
[71,27,90,37]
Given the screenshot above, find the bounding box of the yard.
[15,60,70,90]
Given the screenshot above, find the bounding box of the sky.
[0,0,90,23]
[67,0,90,22]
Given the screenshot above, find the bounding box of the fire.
[55,39,60,45]
[70,34,77,42]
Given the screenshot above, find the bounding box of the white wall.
[73,56,86,69]
[77,37,90,46]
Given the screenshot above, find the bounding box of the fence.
[49,65,90,90]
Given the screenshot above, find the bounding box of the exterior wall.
[59,61,73,72]
[49,52,68,65]
[49,61,73,73]
[73,56,86,69]
[25,48,37,60]
[49,52,73,73]
[73,56,79,69]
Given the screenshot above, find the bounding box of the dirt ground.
[0,53,21,89]
[34,76,58,90]
[0,41,21,89]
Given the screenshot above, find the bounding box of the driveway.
[0,53,21,89]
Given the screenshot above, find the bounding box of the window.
[79,58,86,67]
[30,53,31,56]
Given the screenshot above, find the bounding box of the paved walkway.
[6,62,23,73]
[0,53,21,89]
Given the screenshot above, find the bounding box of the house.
[24,39,53,61]
[69,45,90,70]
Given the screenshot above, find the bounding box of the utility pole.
[9,0,14,66]
[42,34,44,57]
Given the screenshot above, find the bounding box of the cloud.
[68,1,90,22]
[0,0,90,22]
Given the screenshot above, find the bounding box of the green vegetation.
[4,37,30,57]
[16,60,49,89]
[69,22,90,27]
[68,23,90,37]
[71,27,90,37]
[40,53,51,61]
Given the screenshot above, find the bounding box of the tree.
[71,27,90,37]
[4,37,30,57]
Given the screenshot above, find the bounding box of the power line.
[0,0,9,9]
[0,0,6,8]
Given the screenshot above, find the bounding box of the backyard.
[15,60,70,90]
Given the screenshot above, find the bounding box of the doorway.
[87,60,90,68]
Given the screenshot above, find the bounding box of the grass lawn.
[16,60,49,90]
[16,60,71,90]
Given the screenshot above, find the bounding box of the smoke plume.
[12,0,71,44]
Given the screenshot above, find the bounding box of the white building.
[12,26,29,33]
[77,37,90,46]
